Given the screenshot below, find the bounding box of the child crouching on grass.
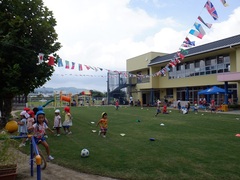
[28,110,54,161]
[97,112,108,138]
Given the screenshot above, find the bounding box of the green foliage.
[228,104,240,109]
[0,0,61,118]
[22,106,240,180]
[0,133,18,165]
[90,90,105,97]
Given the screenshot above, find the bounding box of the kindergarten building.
[126,34,240,106]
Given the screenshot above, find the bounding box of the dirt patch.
[16,150,117,180]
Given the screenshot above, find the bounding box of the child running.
[96,112,108,138]
[28,111,54,161]
[53,109,62,136]
[62,106,73,135]
[155,105,161,116]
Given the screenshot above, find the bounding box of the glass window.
[195,60,200,68]
[224,56,230,63]
[176,64,181,71]
[185,63,190,69]
[217,56,224,64]
[200,60,205,67]
[205,59,211,66]
[166,88,173,98]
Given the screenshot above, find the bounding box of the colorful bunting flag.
[198,16,212,29]
[169,61,177,68]
[65,60,69,69]
[204,0,218,20]
[183,37,195,46]
[177,52,185,60]
[57,58,63,67]
[194,22,206,35]
[85,65,90,70]
[165,66,170,72]
[179,48,189,55]
[38,53,44,64]
[79,64,83,71]
[71,62,75,69]
[220,0,228,7]
[181,44,192,47]
[189,29,203,39]
[175,58,181,64]
[48,56,55,66]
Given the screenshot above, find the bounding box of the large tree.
[0,0,61,123]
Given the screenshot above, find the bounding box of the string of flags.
[38,0,229,79]
[154,0,229,77]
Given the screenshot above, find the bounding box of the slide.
[42,99,55,107]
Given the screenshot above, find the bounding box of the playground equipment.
[42,99,55,107]
[41,91,78,107]
[5,120,18,133]
[79,91,92,106]
[59,91,71,107]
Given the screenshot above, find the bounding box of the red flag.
[79,64,83,71]
[48,56,54,66]
[177,52,185,60]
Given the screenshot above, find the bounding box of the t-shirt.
[98,118,108,128]
[54,115,62,127]
[62,113,72,126]
[18,118,27,133]
[33,122,48,138]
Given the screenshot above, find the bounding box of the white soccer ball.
[81,148,89,157]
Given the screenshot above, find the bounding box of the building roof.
[149,34,240,66]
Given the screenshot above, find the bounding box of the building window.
[195,60,200,68]
[168,54,230,80]
[166,88,173,98]
[185,63,190,69]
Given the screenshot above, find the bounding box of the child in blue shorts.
[28,111,54,161]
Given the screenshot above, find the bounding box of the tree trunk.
[0,94,14,128]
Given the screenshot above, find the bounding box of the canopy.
[198,86,225,95]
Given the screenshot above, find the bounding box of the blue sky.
[42,0,240,92]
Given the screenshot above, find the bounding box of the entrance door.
[142,94,146,105]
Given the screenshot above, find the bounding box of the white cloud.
[43,0,240,91]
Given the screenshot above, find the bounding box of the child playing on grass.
[162,104,169,114]
[177,100,181,113]
[18,111,28,147]
[96,112,108,138]
[62,106,73,135]
[155,105,161,116]
[28,110,54,161]
[115,100,119,110]
[53,109,62,136]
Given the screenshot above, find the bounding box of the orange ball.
[5,120,18,133]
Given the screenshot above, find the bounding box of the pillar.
[224,81,229,104]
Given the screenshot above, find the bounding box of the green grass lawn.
[23,106,240,180]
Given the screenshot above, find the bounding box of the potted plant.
[0,132,18,180]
